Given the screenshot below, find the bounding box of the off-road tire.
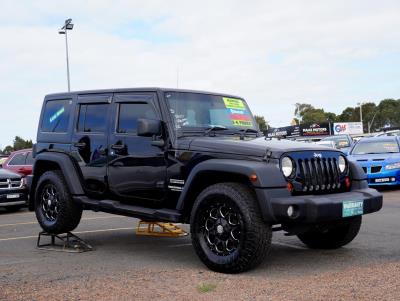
[297,216,362,249]
[35,170,82,234]
[190,183,271,273]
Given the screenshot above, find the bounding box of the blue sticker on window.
[49,107,65,123]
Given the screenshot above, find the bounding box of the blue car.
[347,136,400,186]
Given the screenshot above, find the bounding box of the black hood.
[182,136,338,158]
[0,168,21,179]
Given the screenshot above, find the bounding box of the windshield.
[321,136,350,148]
[165,92,257,132]
[351,140,399,154]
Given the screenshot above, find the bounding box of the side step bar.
[73,196,182,223]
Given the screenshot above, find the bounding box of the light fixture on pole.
[59,18,74,92]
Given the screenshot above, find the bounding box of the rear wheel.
[35,170,82,234]
[297,216,362,249]
[190,183,271,273]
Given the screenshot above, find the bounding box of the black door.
[71,94,111,198]
[107,93,167,204]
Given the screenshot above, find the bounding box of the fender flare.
[175,158,287,213]
[29,152,85,210]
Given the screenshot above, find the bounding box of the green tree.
[13,136,33,151]
[0,136,33,155]
[1,145,14,155]
[254,115,269,132]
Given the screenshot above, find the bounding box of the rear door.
[107,93,167,204]
[71,94,112,198]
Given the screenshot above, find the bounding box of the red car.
[2,149,33,176]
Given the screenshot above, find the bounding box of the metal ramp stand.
[37,231,93,253]
[136,221,188,237]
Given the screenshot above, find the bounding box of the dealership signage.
[267,123,331,138]
[333,122,363,135]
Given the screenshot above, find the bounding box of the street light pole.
[64,29,71,92]
[357,102,364,131]
[59,19,74,92]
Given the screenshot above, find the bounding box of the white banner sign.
[333,122,363,135]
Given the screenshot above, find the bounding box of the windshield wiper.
[237,128,260,140]
[204,125,228,136]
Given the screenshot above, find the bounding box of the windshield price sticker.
[223,97,246,110]
[222,97,253,127]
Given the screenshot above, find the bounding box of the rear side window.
[8,153,26,165]
[77,104,108,133]
[117,103,157,134]
[41,99,71,133]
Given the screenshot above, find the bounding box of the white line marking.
[0,227,134,242]
[0,215,127,228]
[273,241,307,250]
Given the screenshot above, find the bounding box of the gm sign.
[335,124,347,133]
[333,122,363,135]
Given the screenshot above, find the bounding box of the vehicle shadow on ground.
[70,230,397,278]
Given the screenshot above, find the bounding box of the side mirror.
[137,118,162,137]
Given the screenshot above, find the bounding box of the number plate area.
[7,194,20,199]
[342,200,364,217]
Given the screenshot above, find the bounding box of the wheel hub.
[202,202,242,256]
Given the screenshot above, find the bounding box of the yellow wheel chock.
[136,220,188,237]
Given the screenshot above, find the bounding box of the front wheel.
[190,183,271,273]
[35,170,82,234]
[297,216,362,249]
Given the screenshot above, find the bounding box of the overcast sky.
[1,0,400,148]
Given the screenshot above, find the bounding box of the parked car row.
[0,149,33,212]
[311,134,400,187]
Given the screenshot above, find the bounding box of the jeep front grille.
[296,157,342,192]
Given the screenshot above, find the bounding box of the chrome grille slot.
[0,178,23,190]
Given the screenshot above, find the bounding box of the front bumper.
[0,189,28,207]
[255,187,383,223]
[367,169,400,186]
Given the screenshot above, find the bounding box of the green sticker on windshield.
[223,97,246,110]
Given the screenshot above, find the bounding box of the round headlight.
[338,155,347,173]
[281,156,294,178]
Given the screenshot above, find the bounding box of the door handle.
[111,144,126,150]
[74,142,86,149]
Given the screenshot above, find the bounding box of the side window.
[8,153,26,166]
[77,104,108,133]
[117,103,157,134]
[41,99,71,133]
[25,152,34,165]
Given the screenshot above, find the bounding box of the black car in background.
[0,168,27,212]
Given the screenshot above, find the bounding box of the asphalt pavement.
[0,189,399,300]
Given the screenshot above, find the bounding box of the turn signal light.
[287,182,294,192]
[249,174,258,182]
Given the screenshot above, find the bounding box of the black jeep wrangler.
[28,88,382,273]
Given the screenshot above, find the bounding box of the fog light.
[287,206,294,217]
[391,177,396,182]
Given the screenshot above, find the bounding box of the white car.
[374,130,400,137]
